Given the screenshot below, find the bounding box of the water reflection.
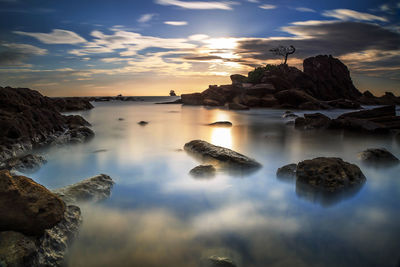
[210,128,232,149]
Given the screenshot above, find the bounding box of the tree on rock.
[169,90,177,96]
[270,45,296,65]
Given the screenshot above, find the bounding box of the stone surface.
[295,113,332,130]
[0,231,37,267]
[227,102,249,110]
[0,170,65,236]
[53,174,114,204]
[0,154,47,173]
[358,148,399,166]
[276,163,297,179]
[296,157,366,192]
[189,165,216,177]
[207,121,232,127]
[207,256,236,267]
[138,121,149,126]
[51,97,94,112]
[184,140,261,169]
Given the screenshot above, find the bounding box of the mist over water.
[30,99,400,267]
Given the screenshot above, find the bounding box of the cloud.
[14,29,86,44]
[164,21,188,26]
[0,43,47,66]
[322,9,388,22]
[155,0,238,10]
[295,7,316,13]
[259,4,276,10]
[247,0,259,3]
[137,13,156,23]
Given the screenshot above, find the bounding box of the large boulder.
[184,140,261,169]
[303,55,362,100]
[295,113,332,130]
[274,89,329,109]
[0,170,65,236]
[358,148,399,166]
[337,105,395,120]
[296,157,366,192]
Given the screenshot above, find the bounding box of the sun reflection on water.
[211,127,232,149]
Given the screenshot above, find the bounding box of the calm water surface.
[30,98,400,267]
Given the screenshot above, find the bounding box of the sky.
[0,0,399,96]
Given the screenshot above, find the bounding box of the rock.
[203,99,221,106]
[181,93,203,105]
[155,99,183,104]
[207,121,232,127]
[337,105,395,120]
[53,174,114,204]
[295,113,332,130]
[184,140,261,169]
[259,96,279,107]
[227,102,249,110]
[0,154,47,173]
[118,118,124,121]
[0,170,65,236]
[138,121,149,126]
[282,111,298,119]
[169,90,177,96]
[324,99,361,109]
[189,165,216,177]
[296,157,366,192]
[0,231,37,266]
[276,163,297,180]
[245,83,275,97]
[330,118,389,134]
[274,89,329,110]
[358,148,399,166]
[207,256,236,267]
[230,74,247,85]
[51,97,94,112]
[303,55,362,100]
[67,126,95,143]
[64,115,91,128]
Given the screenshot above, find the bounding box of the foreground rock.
[0,87,94,161]
[51,97,94,112]
[0,154,46,173]
[207,121,232,127]
[0,170,65,236]
[358,148,399,166]
[184,140,261,170]
[296,157,366,192]
[189,165,216,178]
[53,174,114,204]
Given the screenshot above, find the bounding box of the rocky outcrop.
[189,165,216,177]
[0,154,47,173]
[358,148,399,166]
[358,91,400,105]
[303,55,361,100]
[0,170,65,236]
[206,255,236,267]
[0,231,37,266]
[295,113,332,130]
[184,140,261,169]
[207,121,232,127]
[274,89,330,110]
[276,163,297,180]
[51,97,94,112]
[53,174,114,204]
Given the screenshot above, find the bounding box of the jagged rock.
[51,97,93,112]
[324,99,361,109]
[64,115,91,128]
[53,174,114,204]
[184,140,261,169]
[230,74,247,85]
[0,170,65,236]
[204,99,221,106]
[0,231,37,266]
[245,83,275,97]
[207,256,236,267]
[67,126,95,143]
[227,102,249,110]
[303,55,361,100]
[138,121,149,126]
[275,89,329,110]
[276,163,297,179]
[337,105,395,120]
[207,121,232,127]
[358,148,399,166]
[189,165,216,177]
[296,157,366,192]
[295,113,331,130]
[0,154,47,173]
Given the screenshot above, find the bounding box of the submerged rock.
[184,140,261,169]
[296,157,366,192]
[295,113,331,130]
[0,154,47,173]
[189,165,216,177]
[53,174,114,204]
[0,170,65,236]
[138,121,149,126]
[358,148,399,166]
[207,121,233,127]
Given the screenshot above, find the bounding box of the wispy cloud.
[0,43,47,66]
[295,7,316,12]
[259,4,276,10]
[164,21,188,26]
[247,0,259,3]
[322,9,388,22]
[155,0,238,10]
[137,13,156,23]
[14,29,86,44]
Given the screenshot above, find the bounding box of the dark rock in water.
[230,74,247,85]
[181,92,203,105]
[282,111,298,119]
[92,149,108,153]
[0,154,47,173]
[189,165,216,177]
[118,118,124,121]
[53,174,114,204]
[337,105,395,120]
[330,118,389,134]
[155,99,183,104]
[207,256,236,267]
[324,99,361,109]
[274,89,329,110]
[227,102,249,110]
[184,140,261,169]
[296,157,366,192]
[204,98,222,106]
[36,205,82,266]
[295,113,331,130]
[0,170,65,236]
[276,163,297,180]
[303,55,361,100]
[64,115,91,128]
[138,121,149,126]
[51,97,94,112]
[0,231,37,266]
[358,148,399,166]
[207,121,232,127]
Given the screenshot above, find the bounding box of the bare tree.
[269,45,296,65]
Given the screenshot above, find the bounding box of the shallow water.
[30,99,400,267]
